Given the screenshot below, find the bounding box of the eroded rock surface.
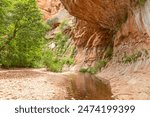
[97,58,150,100]
[38,0,150,67]
[114,0,150,61]
[36,0,150,99]
[60,0,150,67]
[37,0,62,20]
[60,0,129,66]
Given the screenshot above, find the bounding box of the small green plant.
[95,59,108,70]
[122,51,142,64]
[79,59,107,74]
[79,67,97,74]
[138,0,146,6]
[79,68,88,73]
[59,20,70,31]
[104,46,113,59]
[143,49,149,56]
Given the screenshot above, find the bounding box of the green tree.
[0,0,48,67]
[0,0,9,38]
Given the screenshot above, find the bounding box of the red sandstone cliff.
[37,0,150,67]
[37,0,150,99]
[59,0,150,70]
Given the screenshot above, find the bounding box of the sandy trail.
[1,62,150,100]
[0,69,70,100]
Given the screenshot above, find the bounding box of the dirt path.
[0,69,113,100]
[0,69,70,100]
[1,60,150,100]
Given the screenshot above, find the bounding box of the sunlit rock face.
[37,0,62,20]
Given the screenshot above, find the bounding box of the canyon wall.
[60,0,150,68]
[37,0,150,68]
[60,0,129,67]
[36,0,150,99]
[59,0,150,99]
[37,0,62,20]
[114,0,150,62]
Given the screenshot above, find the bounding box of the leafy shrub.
[122,51,142,64]
[95,59,107,69]
[79,59,107,74]
[79,67,97,74]
[43,49,63,72]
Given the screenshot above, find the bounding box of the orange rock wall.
[60,0,130,66]
[114,1,150,61]
[37,0,150,67]
[37,0,62,20]
[60,0,150,66]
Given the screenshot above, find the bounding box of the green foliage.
[0,0,10,37]
[96,59,108,70]
[54,32,69,55]
[0,0,75,71]
[43,49,74,72]
[70,46,76,58]
[43,49,63,72]
[104,46,113,59]
[122,51,142,64]
[79,68,88,73]
[44,20,75,72]
[79,67,97,74]
[59,20,71,31]
[0,0,7,19]
[79,59,107,74]
[138,0,146,6]
[0,0,48,68]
